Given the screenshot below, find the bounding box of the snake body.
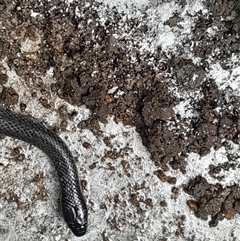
[0,106,88,236]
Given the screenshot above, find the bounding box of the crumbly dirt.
[1,0,240,233]
[184,176,240,227]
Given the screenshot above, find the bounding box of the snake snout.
[71,224,87,237]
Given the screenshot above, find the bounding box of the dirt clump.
[184,176,240,227]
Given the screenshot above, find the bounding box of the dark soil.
[1,0,240,231]
[184,176,240,227]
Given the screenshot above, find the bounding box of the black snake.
[0,106,88,236]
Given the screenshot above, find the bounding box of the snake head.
[63,205,88,237]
